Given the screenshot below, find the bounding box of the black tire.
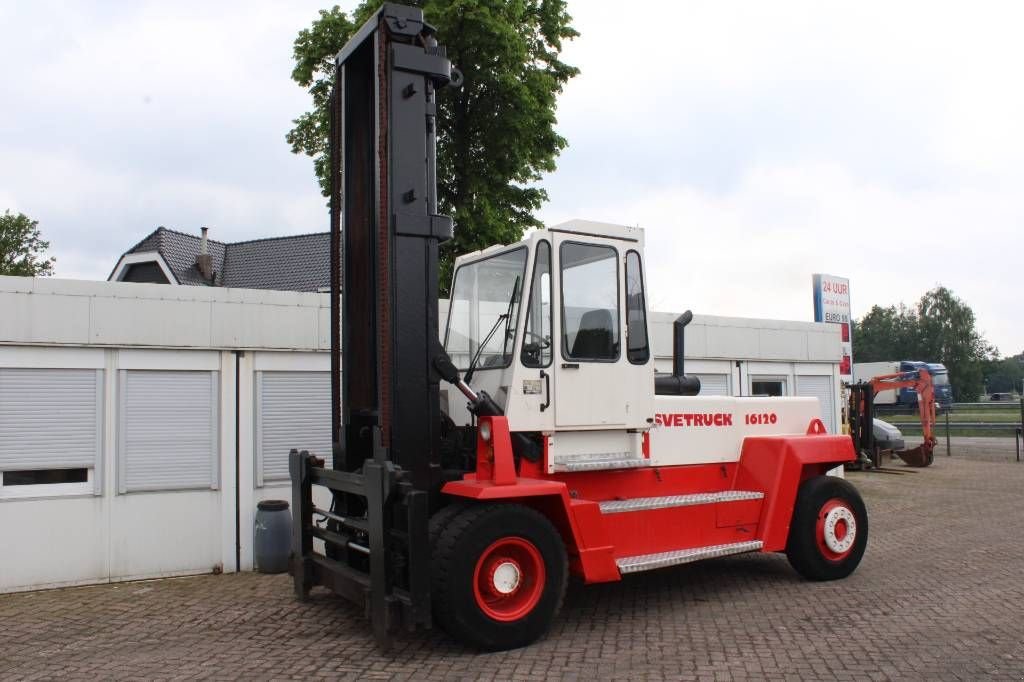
[786,475,868,581]
[429,501,468,549]
[431,503,568,651]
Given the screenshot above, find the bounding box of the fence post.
[1019,397,1023,462]
[945,409,951,456]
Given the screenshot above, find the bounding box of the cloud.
[543,162,1019,350]
[0,0,336,276]
[1,0,1020,354]
[538,0,1024,353]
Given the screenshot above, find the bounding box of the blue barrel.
[254,500,291,574]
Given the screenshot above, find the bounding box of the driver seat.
[571,309,615,359]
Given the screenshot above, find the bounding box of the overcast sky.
[2,1,1021,354]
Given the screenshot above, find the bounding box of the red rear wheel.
[815,498,858,562]
[786,476,868,581]
[473,537,546,621]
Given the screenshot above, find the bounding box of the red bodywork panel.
[733,429,856,551]
[441,416,857,583]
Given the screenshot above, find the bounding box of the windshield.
[445,248,528,371]
[932,373,950,387]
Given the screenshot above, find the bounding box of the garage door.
[696,374,730,396]
[255,371,331,486]
[797,375,835,432]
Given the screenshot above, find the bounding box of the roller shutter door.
[0,368,103,493]
[118,370,219,492]
[797,375,835,433]
[256,371,331,486]
[696,374,730,396]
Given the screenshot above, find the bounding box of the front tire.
[431,503,567,650]
[786,475,868,581]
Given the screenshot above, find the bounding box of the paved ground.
[904,435,1020,462]
[3,450,1024,680]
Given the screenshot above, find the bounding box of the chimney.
[197,226,214,280]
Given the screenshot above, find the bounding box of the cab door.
[553,237,630,428]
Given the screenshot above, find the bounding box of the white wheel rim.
[491,561,522,595]
[823,506,856,554]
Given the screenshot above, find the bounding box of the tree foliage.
[0,210,55,277]
[287,1,579,292]
[982,356,1023,395]
[853,303,920,362]
[853,286,992,401]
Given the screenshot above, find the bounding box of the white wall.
[0,278,331,593]
[0,275,330,351]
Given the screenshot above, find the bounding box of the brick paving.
[3,455,1024,680]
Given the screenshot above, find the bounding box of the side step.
[616,540,764,574]
[552,454,650,473]
[599,490,763,514]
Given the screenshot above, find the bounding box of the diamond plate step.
[552,457,650,473]
[599,490,764,514]
[616,540,764,574]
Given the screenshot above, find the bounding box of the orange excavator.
[848,368,937,468]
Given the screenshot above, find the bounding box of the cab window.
[444,248,528,371]
[560,242,619,361]
[521,241,552,368]
[625,250,650,364]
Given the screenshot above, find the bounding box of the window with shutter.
[118,370,219,492]
[0,368,103,496]
[796,375,836,433]
[695,374,730,396]
[255,371,331,486]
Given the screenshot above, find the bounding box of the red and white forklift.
[289,3,867,651]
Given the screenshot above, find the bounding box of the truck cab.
[442,220,653,436]
[898,361,953,409]
[442,219,832,473]
[925,363,953,408]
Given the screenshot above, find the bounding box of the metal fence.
[873,398,1024,461]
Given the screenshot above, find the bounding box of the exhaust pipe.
[655,311,701,396]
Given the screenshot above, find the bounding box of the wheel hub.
[822,505,856,554]
[489,560,522,595]
[472,536,546,622]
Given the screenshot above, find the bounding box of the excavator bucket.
[894,441,935,467]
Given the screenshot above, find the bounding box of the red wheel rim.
[816,498,857,562]
[472,537,545,622]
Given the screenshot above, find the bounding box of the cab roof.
[455,219,645,264]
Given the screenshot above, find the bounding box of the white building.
[0,276,840,593]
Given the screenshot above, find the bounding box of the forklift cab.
[443,221,656,434]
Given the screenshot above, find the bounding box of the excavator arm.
[851,369,937,467]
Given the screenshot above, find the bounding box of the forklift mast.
[331,3,454,489]
[290,3,456,645]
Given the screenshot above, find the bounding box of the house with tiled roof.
[108,227,329,292]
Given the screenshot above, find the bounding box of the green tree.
[851,303,919,361]
[982,356,1023,395]
[853,286,992,401]
[916,287,991,401]
[0,210,55,277]
[287,1,579,292]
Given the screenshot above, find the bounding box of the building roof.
[111,227,330,292]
